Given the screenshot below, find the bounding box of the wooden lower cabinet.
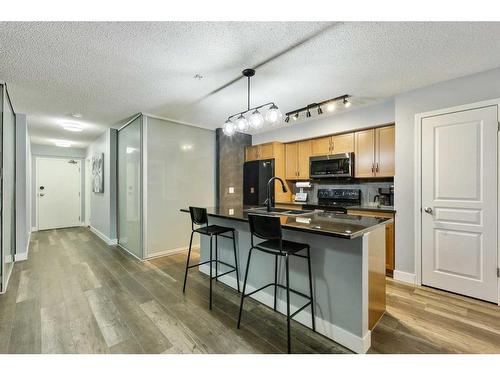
[347,209,395,275]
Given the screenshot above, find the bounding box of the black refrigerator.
[243,159,275,206]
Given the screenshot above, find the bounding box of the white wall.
[31,144,86,231]
[252,100,395,144]
[86,129,117,242]
[394,66,500,275]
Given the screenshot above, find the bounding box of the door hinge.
[498,122,500,131]
[497,267,500,278]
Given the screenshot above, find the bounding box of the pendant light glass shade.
[235,114,249,132]
[222,120,235,136]
[249,109,264,129]
[265,104,282,123]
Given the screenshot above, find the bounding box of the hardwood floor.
[0,227,499,354]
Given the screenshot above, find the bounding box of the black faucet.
[266,176,288,212]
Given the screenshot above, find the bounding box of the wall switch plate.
[228,208,234,215]
[228,187,235,194]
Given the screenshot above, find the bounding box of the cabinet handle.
[331,141,334,153]
[375,162,379,173]
[371,163,375,173]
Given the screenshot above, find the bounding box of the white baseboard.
[31,226,38,232]
[199,264,370,353]
[145,244,200,260]
[15,253,28,261]
[89,226,118,246]
[393,270,417,285]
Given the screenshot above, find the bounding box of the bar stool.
[183,206,240,309]
[237,214,315,353]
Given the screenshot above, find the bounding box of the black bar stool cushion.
[194,224,234,236]
[256,239,308,254]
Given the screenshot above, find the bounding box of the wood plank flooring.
[0,227,499,354]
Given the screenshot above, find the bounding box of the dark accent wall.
[216,129,252,206]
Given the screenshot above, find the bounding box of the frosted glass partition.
[145,116,215,256]
[1,85,16,292]
[117,116,143,259]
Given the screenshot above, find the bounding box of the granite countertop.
[180,204,392,239]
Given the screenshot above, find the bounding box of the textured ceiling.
[2,21,500,148]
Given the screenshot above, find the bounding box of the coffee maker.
[378,185,394,206]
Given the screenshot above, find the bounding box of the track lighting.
[222,69,281,135]
[284,95,351,123]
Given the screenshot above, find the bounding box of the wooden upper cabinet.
[331,133,354,154]
[311,136,331,156]
[285,140,311,180]
[285,142,299,179]
[297,140,311,179]
[311,133,354,156]
[354,125,395,178]
[354,129,376,178]
[245,145,260,161]
[375,126,395,177]
[245,142,279,161]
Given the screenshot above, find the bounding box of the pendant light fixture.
[222,68,281,136]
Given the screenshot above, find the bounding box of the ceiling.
[2,21,500,148]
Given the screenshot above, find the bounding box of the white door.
[37,158,81,230]
[422,105,498,303]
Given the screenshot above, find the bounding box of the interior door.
[375,126,395,177]
[285,142,298,179]
[422,105,498,303]
[354,129,375,178]
[37,158,81,230]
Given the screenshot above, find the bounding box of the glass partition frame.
[116,114,144,259]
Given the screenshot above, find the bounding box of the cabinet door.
[331,133,354,154]
[375,125,395,177]
[285,142,298,179]
[245,145,259,161]
[354,129,375,178]
[311,136,331,156]
[385,222,395,271]
[297,140,312,179]
[259,143,275,159]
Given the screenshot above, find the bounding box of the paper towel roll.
[296,181,312,188]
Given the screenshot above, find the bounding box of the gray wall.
[31,144,86,230]
[15,114,30,257]
[85,129,117,240]
[394,66,500,274]
[216,128,252,206]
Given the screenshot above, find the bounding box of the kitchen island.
[180,205,391,353]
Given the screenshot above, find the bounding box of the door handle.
[424,207,433,214]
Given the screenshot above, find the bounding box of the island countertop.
[180,204,392,239]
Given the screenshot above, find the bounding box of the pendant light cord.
[247,76,251,111]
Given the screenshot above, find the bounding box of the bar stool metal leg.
[306,246,315,332]
[209,235,213,310]
[274,254,278,310]
[231,231,241,292]
[237,247,253,329]
[285,254,291,354]
[183,231,195,293]
[215,235,218,283]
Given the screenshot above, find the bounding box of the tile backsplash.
[293,179,394,205]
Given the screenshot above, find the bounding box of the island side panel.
[198,216,368,353]
[367,225,386,330]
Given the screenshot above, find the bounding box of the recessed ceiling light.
[54,140,72,148]
[63,122,83,132]
[71,112,83,118]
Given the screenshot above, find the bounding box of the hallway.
[0,228,499,354]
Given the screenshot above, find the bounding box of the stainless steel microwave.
[309,153,354,178]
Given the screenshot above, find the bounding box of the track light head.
[343,97,351,108]
[306,108,311,118]
[317,106,323,115]
[284,115,290,123]
[293,113,299,120]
